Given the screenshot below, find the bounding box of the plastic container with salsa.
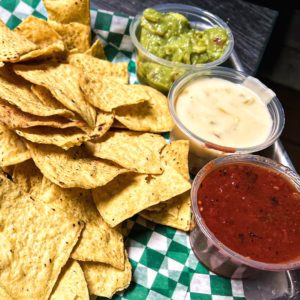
[168,67,285,174]
[129,4,234,93]
[190,154,300,279]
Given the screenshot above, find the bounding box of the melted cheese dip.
[176,78,273,148]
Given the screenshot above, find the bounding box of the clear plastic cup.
[190,154,300,279]
[129,4,234,93]
[168,67,285,174]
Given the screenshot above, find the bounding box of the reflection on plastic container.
[190,154,300,279]
[129,4,234,93]
[168,67,285,174]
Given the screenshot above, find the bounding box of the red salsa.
[197,163,300,264]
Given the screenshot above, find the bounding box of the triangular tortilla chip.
[0,123,30,167]
[14,16,65,61]
[115,85,174,132]
[48,21,91,52]
[69,53,128,83]
[13,63,96,127]
[27,143,129,189]
[44,0,90,25]
[0,172,84,300]
[0,20,38,63]
[81,252,131,298]
[39,178,125,269]
[86,131,166,174]
[16,111,114,150]
[31,85,75,118]
[85,39,106,59]
[0,65,77,118]
[80,77,148,112]
[92,165,191,227]
[141,141,192,231]
[50,260,89,300]
[12,159,43,198]
[0,100,85,130]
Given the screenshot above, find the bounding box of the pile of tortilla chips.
[0,0,192,299]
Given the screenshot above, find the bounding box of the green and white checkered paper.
[0,1,246,299]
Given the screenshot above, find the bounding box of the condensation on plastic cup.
[189,154,300,279]
[168,67,285,174]
[129,3,234,93]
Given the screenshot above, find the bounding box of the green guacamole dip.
[137,8,229,92]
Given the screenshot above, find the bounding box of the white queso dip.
[175,77,273,148]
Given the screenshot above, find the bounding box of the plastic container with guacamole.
[130,4,234,93]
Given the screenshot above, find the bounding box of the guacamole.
[136,8,229,92]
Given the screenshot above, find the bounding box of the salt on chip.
[16,111,114,150]
[12,159,43,198]
[85,39,106,59]
[14,16,65,61]
[141,141,192,231]
[0,20,38,63]
[115,85,174,132]
[0,172,84,300]
[81,252,131,298]
[0,66,75,118]
[27,143,129,189]
[86,131,166,174]
[80,76,148,112]
[50,260,88,300]
[13,63,96,127]
[0,123,30,167]
[48,21,91,52]
[92,165,191,227]
[0,100,85,130]
[31,85,75,118]
[69,53,128,83]
[44,0,90,25]
[39,178,125,269]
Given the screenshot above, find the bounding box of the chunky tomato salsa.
[197,163,300,263]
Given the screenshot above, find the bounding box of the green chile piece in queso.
[138,8,229,92]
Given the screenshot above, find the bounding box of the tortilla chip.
[0,172,84,300]
[80,76,148,112]
[50,260,88,300]
[0,20,38,63]
[44,0,90,25]
[81,252,131,298]
[48,21,90,52]
[69,53,128,83]
[92,165,191,227]
[0,100,85,130]
[0,123,30,167]
[31,85,75,118]
[13,63,96,127]
[0,66,75,117]
[0,286,13,300]
[39,178,125,269]
[85,39,106,59]
[86,131,166,174]
[115,85,174,132]
[141,141,192,231]
[14,16,65,61]
[16,111,114,150]
[12,159,43,198]
[27,143,129,189]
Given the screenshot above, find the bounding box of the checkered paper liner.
[1,1,246,299]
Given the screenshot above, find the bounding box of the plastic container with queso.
[168,67,285,174]
[190,154,300,279]
[129,4,234,93]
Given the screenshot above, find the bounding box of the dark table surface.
[91,0,277,75]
